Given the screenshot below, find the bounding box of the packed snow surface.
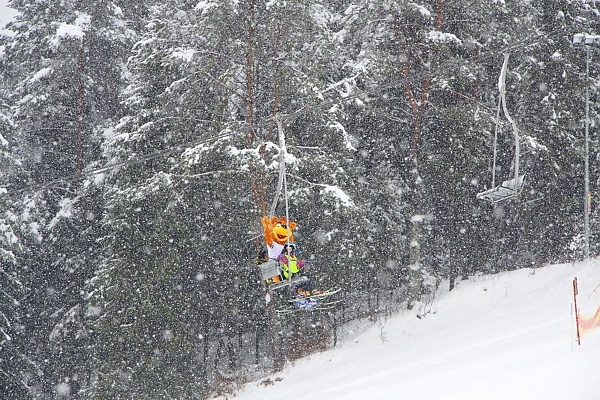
[217,261,600,399]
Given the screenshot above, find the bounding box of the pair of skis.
[290,287,341,301]
[276,287,342,314]
[276,300,342,314]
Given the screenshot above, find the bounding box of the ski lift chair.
[257,258,309,290]
[477,53,525,204]
[477,175,524,203]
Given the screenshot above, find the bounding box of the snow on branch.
[47,197,75,230]
[50,13,91,48]
[49,305,86,342]
[29,67,52,84]
[327,121,357,151]
[409,2,432,17]
[170,49,195,63]
[0,325,11,343]
[426,31,461,45]
[293,175,355,208]
[0,220,18,246]
[322,72,362,97]
[321,184,354,208]
[195,1,219,15]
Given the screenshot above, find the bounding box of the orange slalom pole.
[573,277,581,346]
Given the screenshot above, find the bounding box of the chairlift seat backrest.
[258,259,280,280]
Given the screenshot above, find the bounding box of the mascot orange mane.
[261,216,297,259]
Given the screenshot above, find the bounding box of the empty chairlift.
[477,54,525,204]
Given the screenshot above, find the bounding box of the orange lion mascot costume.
[261,216,297,259]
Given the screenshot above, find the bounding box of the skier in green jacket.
[278,243,321,297]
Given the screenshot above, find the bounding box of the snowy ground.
[216,260,600,400]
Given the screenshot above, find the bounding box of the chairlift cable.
[4,131,231,198]
[260,27,569,129]
[4,27,568,199]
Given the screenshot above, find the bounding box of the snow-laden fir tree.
[0,83,34,400]
[1,0,136,396]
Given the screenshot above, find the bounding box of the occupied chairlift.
[257,117,308,290]
[477,54,525,203]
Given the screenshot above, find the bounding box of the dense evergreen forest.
[1,1,600,398]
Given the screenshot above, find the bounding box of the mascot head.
[261,216,297,246]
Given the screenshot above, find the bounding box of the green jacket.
[279,254,301,279]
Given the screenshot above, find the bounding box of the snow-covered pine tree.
[1,0,136,396]
[0,85,34,400]
[91,1,249,397]
[522,0,600,263]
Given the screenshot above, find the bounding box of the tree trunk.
[399,0,446,307]
[245,0,267,220]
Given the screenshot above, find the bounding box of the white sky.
[0,0,16,28]
[216,261,600,400]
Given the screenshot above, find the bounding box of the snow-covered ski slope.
[217,261,600,400]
